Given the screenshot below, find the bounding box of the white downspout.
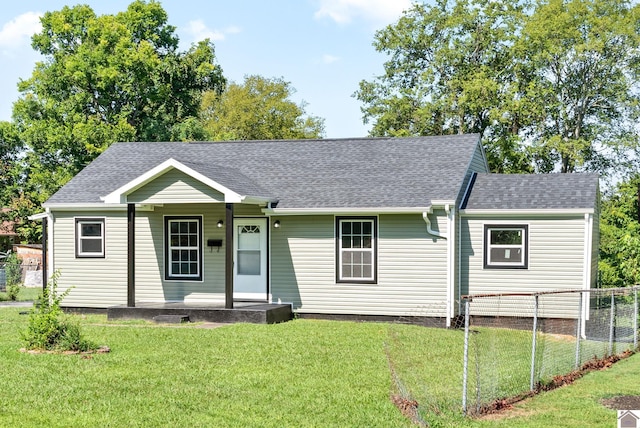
[447,205,455,327]
[423,206,453,327]
[47,210,54,283]
[582,213,593,337]
[422,208,447,240]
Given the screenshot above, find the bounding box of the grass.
[0,286,40,302]
[0,308,636,427]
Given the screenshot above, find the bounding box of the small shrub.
[21,271,97,352]
[6,283,20,301]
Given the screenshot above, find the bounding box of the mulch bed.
[601,395,640,410]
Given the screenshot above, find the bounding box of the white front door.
[233,218,268,300]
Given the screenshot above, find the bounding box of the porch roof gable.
[101,158,275,204]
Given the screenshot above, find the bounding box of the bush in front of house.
[21,271,97,352]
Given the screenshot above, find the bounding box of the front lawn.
[0,308,635,427]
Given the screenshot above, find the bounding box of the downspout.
[423,206,453,327]
[582,212,594,337]
[422,208,447,240]
[447,205,455,328]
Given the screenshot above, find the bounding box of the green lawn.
[0,286,40,302]
[0,308,636,427]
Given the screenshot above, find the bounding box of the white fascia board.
[101,158,244,204]
[460,208,594,216]
[29,211,49,221]
[43,203,128,211]
[262,207,435,216]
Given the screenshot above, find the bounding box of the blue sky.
[0,0,413,138]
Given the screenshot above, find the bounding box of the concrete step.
[152,314,190,324]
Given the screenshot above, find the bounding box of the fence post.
[530,294,539,391]
[462,298,470,416]
[634,287,638,350]
[575,291,583,370]
[609,290,615,356]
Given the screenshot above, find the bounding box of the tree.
[0,122,22,206]
[598,176,640,287]
[356,0,640,176]
[200,75,325,140]
[12,1,225,203]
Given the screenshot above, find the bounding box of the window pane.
[172,262,179,273]
[363,221,372,235]
[179,236,189,246]
[189,235,198,246]
[181,263,189,274]
[362,237,371,248]
[190,250,197,261]
[189,222,197,233]
[353,236,361,248]
[352,265,363,278]
[81,239,101,253]
[189,263,198,274]
[342,236,351,249]
[81,223,102,237]
[180,222,188,233]
[238,250,261,275]
[170,222,178,233]
[171,250,179,262]
[363,265,372,278]
[491,229,522,245]
[342,264,352,278]
[353,222,361,234]
[363,252,372,264]
[352,251,362,264]
[341,222,351,234]
[170,236,179,246]
[342,251,352,264]
[490,247,522,263]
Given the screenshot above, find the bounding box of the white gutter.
[263,207,435,216]
[461,208,594,216]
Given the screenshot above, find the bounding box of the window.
[76,218,105,258]
[336,217,377,283]
[165,216,203,281]
[484,225,528,269]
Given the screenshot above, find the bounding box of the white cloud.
[314,0,412,26]
[0,11,42,49]
[322,54,340,64]
[184,20,241,42]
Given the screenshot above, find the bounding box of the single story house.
[33,134,599,326]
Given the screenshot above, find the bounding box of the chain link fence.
[462,286,639,415]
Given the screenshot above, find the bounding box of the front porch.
[107,301,293,324]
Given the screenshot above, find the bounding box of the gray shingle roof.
[46,134,482,209]
[463,173,599,210]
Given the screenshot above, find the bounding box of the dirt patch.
[391,395,427,427]
[601,396,640,410]
[20,345,111,356]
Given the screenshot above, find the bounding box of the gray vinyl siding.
[460,215,587,318]
[127,169,225,204]
[270,213,449,317]
[135,204,228,303]
[52,211,128,308]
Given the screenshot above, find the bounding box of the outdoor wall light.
[273,220,281,228]
[217,220,224,228]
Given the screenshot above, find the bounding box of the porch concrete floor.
[107,302,293,324]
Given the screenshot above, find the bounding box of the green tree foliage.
[12,0,225,203]
[201,75,325,140]
[0,122,22,207]
[599,176,640,287]
[356,0,640,176]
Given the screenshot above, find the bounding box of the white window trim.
[164,216,203,281]
[484,224,528,269]
[336,217,377,284]
[75,217,105,258]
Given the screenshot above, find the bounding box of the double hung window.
[336,217,377,283]
[165,216,203,281]
[75,218,105,258]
